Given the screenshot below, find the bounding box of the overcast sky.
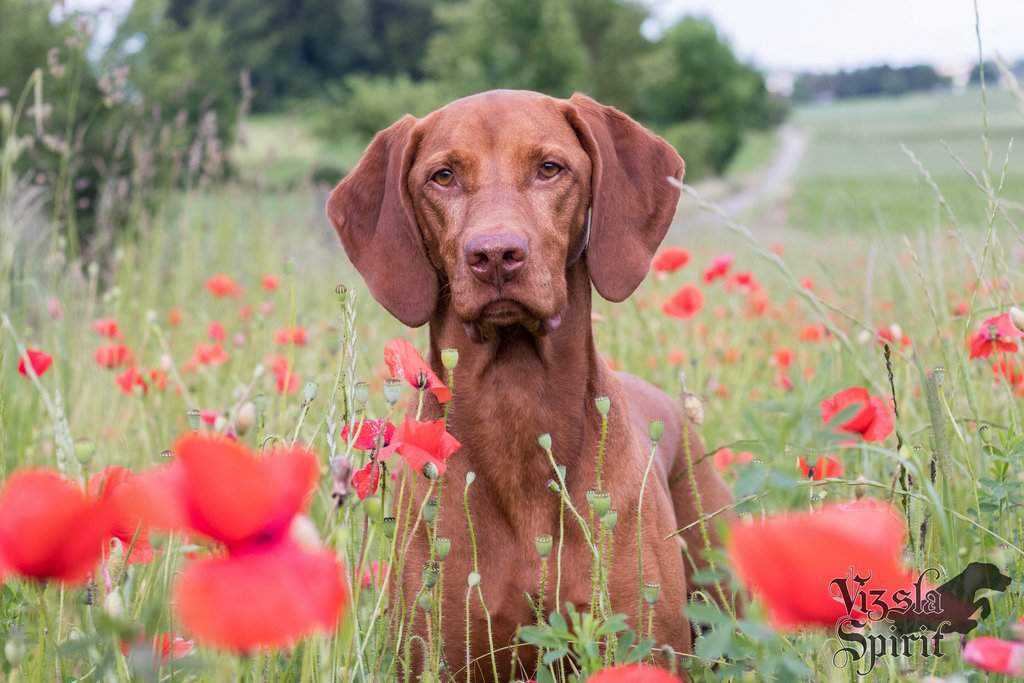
[648,0,1024,71]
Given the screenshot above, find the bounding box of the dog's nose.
[464,233,528,284]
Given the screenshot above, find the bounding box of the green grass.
[789,87,1024,233]
[0,84,1023,681]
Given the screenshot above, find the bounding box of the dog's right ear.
[326,115,438,327]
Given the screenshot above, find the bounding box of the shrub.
[660,120,741,181]
[314,75,451,143]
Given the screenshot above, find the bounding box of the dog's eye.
[431,168,455,187]
[539,162,562,179]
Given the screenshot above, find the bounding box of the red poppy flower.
[703,253,734,283]
[963,636,1024,676]
[269,355,299,394]
[876,325,910,349]
[18,348,53,378]
[117,367,148,395]
[261,274,279,292]
[662,284,703,319]
[87,467,154,564]
[728,499,918,629]
[381,417,461,476]
[797,455,843,480]
[126,435,346,651]
[384,339,451,403]
[820,387,894,442]
[148,369,168,391]
[121,633,194,661]
[713,448,753,472]
[186,343,229,370]
[175,541,345,651]
[208,321,226,342]
[205,274,241,298]
[351,460,381,500]
[0,470,113,584]
[274,326,308,346]
[168,307,183,327]
[589,663,681,682]
[969,313,1022,359]
[728,271,759,292]
[799,325,825,342]
[361,559,388,589]
[341,419,395,451]
[800,277,814,291]
[772,347,793,369]
[651,247,690,274]
[95,344,134,369]
[92,318,122,339]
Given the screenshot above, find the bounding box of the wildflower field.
[2,66,1024,681]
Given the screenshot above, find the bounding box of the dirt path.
[675,125,808,229]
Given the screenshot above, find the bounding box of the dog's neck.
[427,262,610,498]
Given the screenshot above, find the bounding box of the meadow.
[0,77,1023,682]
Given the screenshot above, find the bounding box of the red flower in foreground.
[116,367,148,395]
[703,253,734,283]
[95,344,134,369]
[382,417,461,476]
[662,284,704,319]
[969,313,1022,359]
[820,387,893,442]
[125,435,347,651]
[713,448,753,472]
[728,499,917,629]
[0,470,113,584]
[205,274,241,298]
[88,467,154,564]
[341,419,395,451]
[589,663,681,682]
[384,339,451,403]
[92,318,122,339]
[18,348,53,378]
[963,636,1024,676]
[651,247,690,274]
[797,455,843,480]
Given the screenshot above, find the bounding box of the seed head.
[434,537,452,560]
[534,534,553,558]
[441,347,459,369]
[594,395,610,416]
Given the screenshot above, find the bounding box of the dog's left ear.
[563,93,684,302]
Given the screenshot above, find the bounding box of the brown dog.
[327,90,733,680]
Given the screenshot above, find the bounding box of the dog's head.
[326,90,684,338]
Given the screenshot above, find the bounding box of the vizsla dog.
[327,90,733,679]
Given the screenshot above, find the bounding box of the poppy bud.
[466,471,476,485]
[682,393,704,426]
[74,440,96,465]
[421,562,439,589]
[586,490,611,516]
[441,348,459,369]
[555,465,566,483]
[535,534,553,558]
[302,381,318,403]
[649,420,664,443]
[381,516,396,538]
[537,433,552,450]
[423,498,440,523]
[4,635,24,666]
[1012,306,1024,333]
[601,510,618,530]
[353,381,369,406]
[363,496,381,518]
[856,329,872,345]
[594,396,610,416]
[417,593,433,612]
[422,462,439,481]
[104,590,125,618]
[642,582,661,605]
[467,571,480,587]
[383,379,403,405]
[434,537,451,561]
[186,408,201,431]
[234,401,256,435]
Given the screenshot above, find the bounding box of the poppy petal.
[174,542,346,651]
